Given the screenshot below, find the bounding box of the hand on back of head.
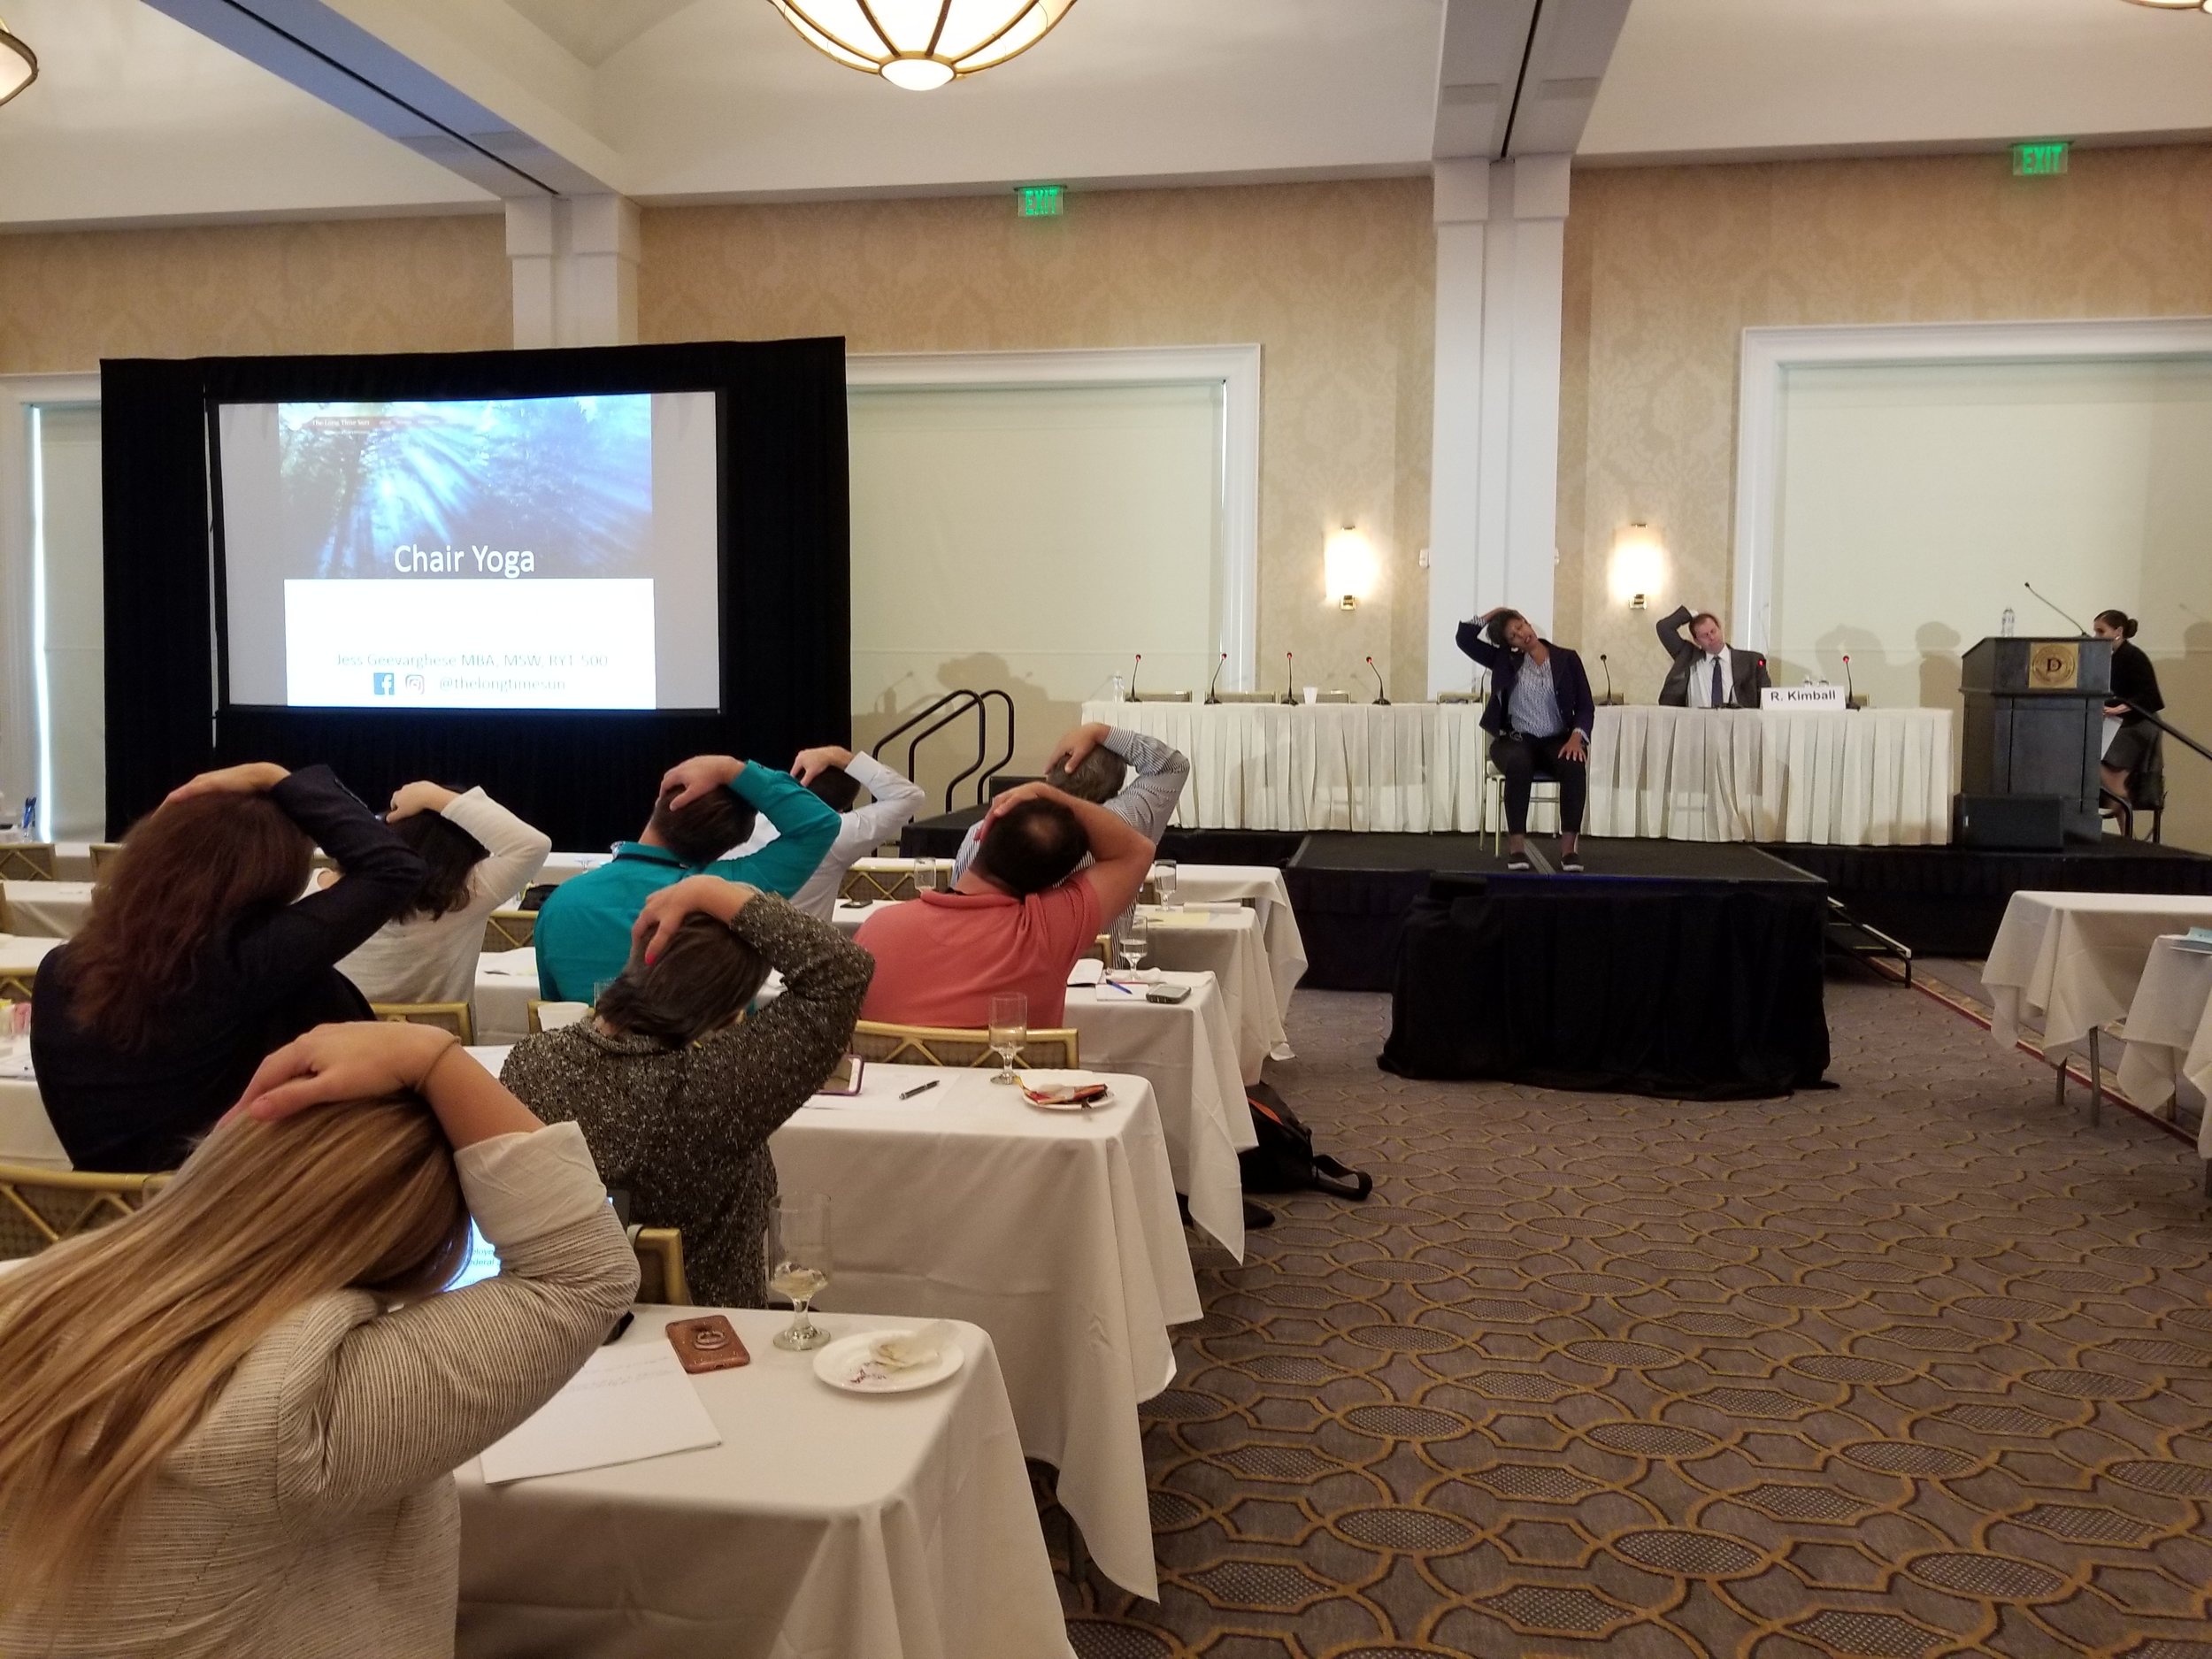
[632,874,757,965]
[164,761,289,808]
[233,1019,459,1125]
[659,754,744,811]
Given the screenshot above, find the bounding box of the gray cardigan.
[500,895,873,1309]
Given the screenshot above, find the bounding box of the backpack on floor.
[1240,1082,1373,1202]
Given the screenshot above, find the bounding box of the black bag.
[1239,1082,1373,1202]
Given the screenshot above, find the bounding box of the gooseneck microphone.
[1282,652,1297,706]
[1205,652,1226,704]
[2023,581,2088,634]
[1366,656,1390,705]
[1842,653,1858,710]
[1599,653,1614,706]
[1130,654,1141,702]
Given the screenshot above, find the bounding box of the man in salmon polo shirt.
[855,780,1156,1028]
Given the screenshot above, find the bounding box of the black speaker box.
[1953,794,2067,851]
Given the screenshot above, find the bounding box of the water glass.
[764,1194,833,1351]
[911,859,937,895]
[1119,912,1150,976]
[988,992,1028,1086]
[1154,861,1180,910]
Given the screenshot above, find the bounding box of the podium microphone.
[1599,653,1614,706]
[1205,652,1226,704]
[1130,654,1141,702]
[1281,652,1298,706]
[2024,581,2088,634]
[1366,656,1390,705]
[1842,653,1859,711]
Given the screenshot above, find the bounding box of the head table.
[1079,698,1954,844]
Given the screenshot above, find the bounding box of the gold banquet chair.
[841,866,918,903]
[0,971,36,1003]
[628,1225,691,1306]
[0,843,59,881]
[372,1002,476,1044]
[0,1164,169,1261]
[850,1021,1079,1070]
[483,910,536,952]
[88,842,125,874]
[526,1000,591,1035]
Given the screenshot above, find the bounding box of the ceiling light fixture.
[769,1,1078,91]
[0,16,36,109]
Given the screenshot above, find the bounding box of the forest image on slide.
[275,396,653,578]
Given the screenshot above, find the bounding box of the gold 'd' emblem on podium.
[2028,641,2079,689]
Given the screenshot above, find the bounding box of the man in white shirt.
[730,746,926,919]
[1656,605,1770,710]
[949,722,1190,887]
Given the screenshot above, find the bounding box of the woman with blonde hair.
[0,1020,637,1657]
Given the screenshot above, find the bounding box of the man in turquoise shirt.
[534,752,841,1002]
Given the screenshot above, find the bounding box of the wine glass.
[988,992,1028,1086]
[1154,860,1180,910]
[910,859,937,896]
[1119,912,1150,977]
[764,1194,832,1351]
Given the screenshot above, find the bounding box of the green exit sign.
[2012,141,2070,177]
[1016,183,1064,218]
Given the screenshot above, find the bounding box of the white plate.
[1024,1087,1114,1111]
[813,1329,967,1394]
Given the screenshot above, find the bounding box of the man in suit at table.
[1655,606,1770,710]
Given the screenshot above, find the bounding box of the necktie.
[1710,656,1724,709]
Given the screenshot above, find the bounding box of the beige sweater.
[0,1123,638,1659]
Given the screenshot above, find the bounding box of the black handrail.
[876,689,980,758]
[2124,701,2212,768]
[945,689,1016,809]
[902,693,983,803]
[872,687,1019,810]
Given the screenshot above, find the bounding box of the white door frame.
[1733,317,2212,650]
[0,373,102,835]
[848,345,1263,689]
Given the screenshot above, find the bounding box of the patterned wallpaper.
[641,179,1437,704]
[1560,143,2212,687]
[0,214,511,373]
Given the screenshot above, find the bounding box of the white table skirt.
[457,1307,1072,1659]
[2,881,93,940]
[1079,699,1954,844]
[2117,938,2212,1141]
[1982,893,2212,1060]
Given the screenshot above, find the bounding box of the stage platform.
[902,811,2212,979]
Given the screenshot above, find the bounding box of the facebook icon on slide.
[372,672,396,697]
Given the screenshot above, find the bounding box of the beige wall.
[1559,142,2212,697]
[641,179,1436,767]
[0,215,511,374]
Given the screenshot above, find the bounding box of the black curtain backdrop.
[102,340,849,849]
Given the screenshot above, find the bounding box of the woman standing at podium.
[2094,609,2163,805]
[1458,607,1595,872]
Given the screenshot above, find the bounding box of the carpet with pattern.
[1051,972,2212,1658]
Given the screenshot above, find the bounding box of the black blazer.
[1457,622,1597,741]
[2109,639,2163,726]
[1655,606,1770,708]
[32,766,426,1171]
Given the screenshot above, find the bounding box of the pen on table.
[1102,979,1137,995]
[898,1079,941,1100]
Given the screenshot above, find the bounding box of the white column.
[1479,155,1568,640]
[505,194,641,349]
[1426,159,1487,697]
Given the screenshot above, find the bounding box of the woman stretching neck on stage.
[1456,607,1597,872]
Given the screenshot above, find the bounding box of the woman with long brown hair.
[0,1020,635,1656]
[31,761,424,1171]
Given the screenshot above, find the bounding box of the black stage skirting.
[1763,840,2212,958]
[1375,846,1831,1099]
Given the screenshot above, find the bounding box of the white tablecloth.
[472,1048,1195,1599]
[1982,893,2212,1060]
[1080,699,1954,844]
[2,881,93,940]
[473,949,543,1046]
[534,851,612,890]
[457,1307,1072,1659]
[2117,938,2212,1142]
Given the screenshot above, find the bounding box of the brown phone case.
[666,1315,752,1374]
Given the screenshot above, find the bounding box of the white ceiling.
[2,0,2210,231]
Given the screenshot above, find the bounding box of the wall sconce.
[1609,521,1666,611]
[1325,525,1378,611]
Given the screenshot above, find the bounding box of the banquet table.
[2116,937,2212,1144]
[472,950,1253,1259]
[457,1306,1072,1659]
[1,881,93,940]
[472,1047,1196,1599]
[835,898,1281,1084]
[1982,893,2212,1120]
[1080,698,1954,844]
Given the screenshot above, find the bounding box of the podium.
[1960,635,2111,841]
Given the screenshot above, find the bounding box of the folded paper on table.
[1066,957,1106,987]
[871,1319,959,1371]
[480,950,537,978]
[477,1338,720,1484]
[1144,910,1216,929]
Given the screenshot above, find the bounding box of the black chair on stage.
[2101,726,2165,843]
